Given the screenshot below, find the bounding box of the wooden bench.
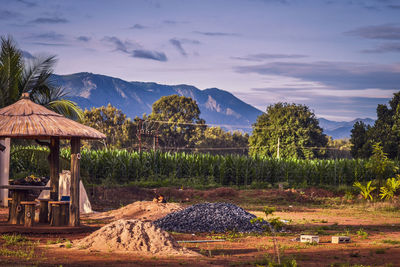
[49,201,69,226]
[20,201,36,227]
[36,198,51,223]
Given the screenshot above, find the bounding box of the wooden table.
[0,185,51,225]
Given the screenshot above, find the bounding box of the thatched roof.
[0,93,106,140]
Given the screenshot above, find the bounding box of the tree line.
[81,95,249,155]
[350,92,400,159]
[81,96,353,159]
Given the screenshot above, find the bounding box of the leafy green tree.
[149,95,205,148]
[350,92,400,159]
[366,143,398,187]
[249,102,328,159]
[0,36,82,120]
[82,104,136,149]
[192,126,249,154]
[350,121,371,158]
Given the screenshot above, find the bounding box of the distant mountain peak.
[52,72,263,133]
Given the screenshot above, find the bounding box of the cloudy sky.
[1,0,400,121]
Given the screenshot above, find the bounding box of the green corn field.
[9,146,393,188]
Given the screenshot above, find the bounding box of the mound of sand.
[73,219,199,256]
[87,201,183,221]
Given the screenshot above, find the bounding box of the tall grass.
[10,146,393,188]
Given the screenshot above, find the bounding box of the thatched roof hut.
[0,93,105,227]
[0,93,105,139]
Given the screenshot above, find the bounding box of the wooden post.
[49,137,60,201]
[69,137,80,226]
[0,138,10,207]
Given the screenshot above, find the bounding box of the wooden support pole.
[0,138,10,207]
[49,137,60,201]
[69,137,80,227]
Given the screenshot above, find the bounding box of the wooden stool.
[7,198,12,222]
[36,199,50,223]
[20,201,36,227]
[49,201,69,226]
[10,190,28,225]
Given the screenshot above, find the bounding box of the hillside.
[52,72,262,133]
[53,72,374,138]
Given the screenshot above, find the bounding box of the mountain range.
[53,72,374,139]
[319,118,374,139]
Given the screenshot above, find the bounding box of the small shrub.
[356,228,368,239]
[353,181,376,201]
[250,206,284,232]
[65,241,72,249]
[379,176,400,200]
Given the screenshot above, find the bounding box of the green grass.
[1,234,27,246]
[0,248,33,259]
[46,238,64,245]
[0,235,37,261]
[382,239,400,245]
[230,254,298,266]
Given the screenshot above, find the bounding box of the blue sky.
[1,0,400,121]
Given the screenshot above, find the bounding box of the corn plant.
[10,145,400,188]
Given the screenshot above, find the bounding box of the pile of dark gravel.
[154,202,270,233]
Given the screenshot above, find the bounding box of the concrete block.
[300,235,319,243]
[332,236,350,244]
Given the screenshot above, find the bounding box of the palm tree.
[0,35,82,120]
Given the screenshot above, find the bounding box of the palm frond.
[20,55,57,94]
[46,99,84,121]
[0,36,23,107]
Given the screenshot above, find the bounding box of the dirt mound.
[73,219,199,256]
[87,201,183,221]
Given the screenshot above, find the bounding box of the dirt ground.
[1,187,400,266]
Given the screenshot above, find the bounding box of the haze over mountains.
[319,118,374,139]
[53,72,374,139]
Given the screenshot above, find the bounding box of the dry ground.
[1,187,400,266]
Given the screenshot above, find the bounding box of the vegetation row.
[10,146,396,188]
